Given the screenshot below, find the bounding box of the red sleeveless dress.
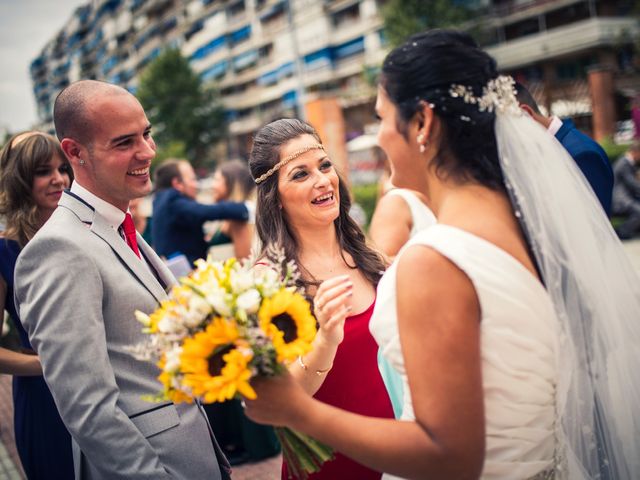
[282,301,394,479]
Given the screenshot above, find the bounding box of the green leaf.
[381,0,474,47]
[136,48,226,170]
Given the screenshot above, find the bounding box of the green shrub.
[352,183,379,228]
[599,137,630,163]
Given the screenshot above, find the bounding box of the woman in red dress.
[250,119,394,479]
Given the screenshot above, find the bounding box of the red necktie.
[121,213,141,258]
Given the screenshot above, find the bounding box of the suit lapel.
[138,235,177,292]
[59,192,168,304]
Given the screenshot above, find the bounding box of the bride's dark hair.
[249,118,386,294]
[380,29,505,191]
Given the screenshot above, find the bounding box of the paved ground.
[0,376,23,479]
[1,239,638,479]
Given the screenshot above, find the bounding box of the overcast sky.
[0,0,85,134]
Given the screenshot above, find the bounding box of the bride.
[245,29,640,479]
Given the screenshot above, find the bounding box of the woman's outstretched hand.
[313,274,353,347]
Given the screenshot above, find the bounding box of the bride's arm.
[246,245,485,479]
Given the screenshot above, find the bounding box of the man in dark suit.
[612,142,640,239]
[515,82,614,214]
[152,158,250,264]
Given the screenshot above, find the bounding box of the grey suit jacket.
[15,191,229,480]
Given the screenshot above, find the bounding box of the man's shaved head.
[53,80,129,144]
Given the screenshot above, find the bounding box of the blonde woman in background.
[0,131,74,478]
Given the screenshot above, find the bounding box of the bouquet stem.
[275,427,334,479]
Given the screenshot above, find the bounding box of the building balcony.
[487,0,581,20]
[323,0,360,14]
[486,17,640,70]
[330,18,375,46]
[228,112,263,135]
[332,52,365,80]
[221,76,297,110]
[136,0,174,19]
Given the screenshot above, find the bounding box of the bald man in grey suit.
[14,80,230,479]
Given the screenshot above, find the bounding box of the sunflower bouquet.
[129,247,333,479]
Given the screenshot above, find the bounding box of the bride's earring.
[417,133,426,154]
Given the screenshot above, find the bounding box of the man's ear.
[60,138,84,166]
[171,176,183,192]
[519,103,535,118]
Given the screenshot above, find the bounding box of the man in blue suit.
[152,159,251,264]
[515,83,613,214]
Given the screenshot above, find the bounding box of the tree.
[136,48,226,169]
[381,0,474,48]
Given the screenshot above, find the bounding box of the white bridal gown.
[370,224,559,479]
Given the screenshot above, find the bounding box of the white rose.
[158,315,181,334]
[164,346,182,373]
[207,290,232,317]
[184,296,211,328]
[257,269,280,297]
[230,270,254,293]
[236,288,261,314]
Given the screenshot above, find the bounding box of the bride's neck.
[426,175,503,221]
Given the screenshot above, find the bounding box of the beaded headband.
[254,144,325,185]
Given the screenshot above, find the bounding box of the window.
[227,0,246,18]
[259,1,286,22]
[233,49,258,72]
[185,20,204,41]
[201,60,228,81]
[504,17,539,41]
[304,48,332,70]
[281,90,297,109]
[258,69,278,86]
[190,35,226,61]
[331,3,360,28]
[332,36,364,60]
[229,25,251,46]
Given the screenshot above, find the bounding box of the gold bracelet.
[297,355,332,376]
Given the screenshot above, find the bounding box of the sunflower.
[179,318,256,403]
[258,289,317,363]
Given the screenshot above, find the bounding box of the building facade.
[481,0,639,140]
[30,0,385,166]
[30,0,640,165]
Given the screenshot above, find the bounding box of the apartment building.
[482,0,639,140]
[30,0,385,164]
[30,0,639,164]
